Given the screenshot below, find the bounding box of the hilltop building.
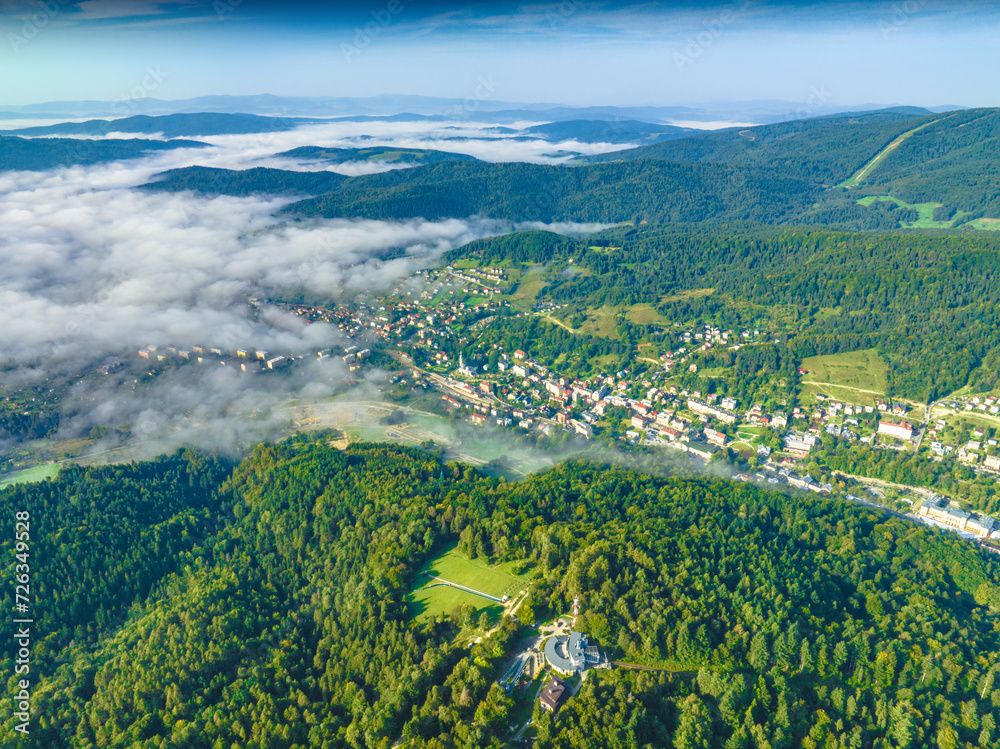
[544,631,602,675]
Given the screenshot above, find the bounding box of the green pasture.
[406,545,530,623]
[800,348,888,395]
[0,463,61,489]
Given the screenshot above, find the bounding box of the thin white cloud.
[72,0,194,21]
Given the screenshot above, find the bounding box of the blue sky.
[1,0,998,108]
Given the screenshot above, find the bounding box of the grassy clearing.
[509,265,547,310]
[856,196,956,229]
[969,218,1000,231]
[407,544,530,623]
[661,288,714,304]
[697,367,729,379]
[800,348,888,394]
[626,303,669,326]
[799,382,881,407]
[578,306,621,339]
[0,463,61,489]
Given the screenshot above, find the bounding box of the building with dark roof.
[539,677,568,712]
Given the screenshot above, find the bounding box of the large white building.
[878,420,914,441]
[918,496,996,538]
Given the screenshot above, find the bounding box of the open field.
[800,348,888,394]
[800,382,881,407]
[508,265,547,310]
[0,463,61,489]
[855,196,955,229]
[626,303,669,326]
[969,218,1000,231]
[407,544,530,623]
[577,305,621,338]
[661,288,714,304]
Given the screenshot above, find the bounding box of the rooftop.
[539,677,568,712]
[543,631,590,674]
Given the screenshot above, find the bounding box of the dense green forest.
[276,146,479,165]
[585,109,941,185]
[142,160,816,225]
[279,159,817,224]
[0,137,206,172]
[144,166,348,197]
[451,225,1000,401]
[857,109,1000,219]
[3,439,1000,748]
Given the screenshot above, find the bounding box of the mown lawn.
[800,348,888,394]
[0,463,60,489]
[406,544,530,623]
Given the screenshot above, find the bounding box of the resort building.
[543,631,602,675]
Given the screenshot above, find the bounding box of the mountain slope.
[854,107,1000,219]
[277,145,478,165]
[279,159,819,224]
[521,119,692,144]
[586,109,949,186]
[0,136,206,171]
[2,440,1000,748]
[143,165,348,196]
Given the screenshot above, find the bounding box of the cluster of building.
[277,296,506,346]
[749,464,833,494]
[538,629,605,713]
[137,345,291,373]
[938,394,1000,416]
[262,267,1000,531]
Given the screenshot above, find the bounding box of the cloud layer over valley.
[0,124,611,459]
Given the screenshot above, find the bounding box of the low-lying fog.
[0,120,614,459]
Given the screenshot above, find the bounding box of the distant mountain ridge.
[135,106,1000,232]
[0,136,205,172]
[277,146,478,165]
[518,119,692,144]
[0,94,961,124]
[5,113,324,138]
[143,166,347,196]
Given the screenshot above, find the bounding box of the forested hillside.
[144,166,347,197]
[857,108,1000,219]
[131,107,1000,231]
[3,439,1000,748]
[277,146,478,165]
[452,225,1000,401]
[585,109,942,185]
[520,119,691,144]
[280,159,818,224]
[0,136,206,172]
